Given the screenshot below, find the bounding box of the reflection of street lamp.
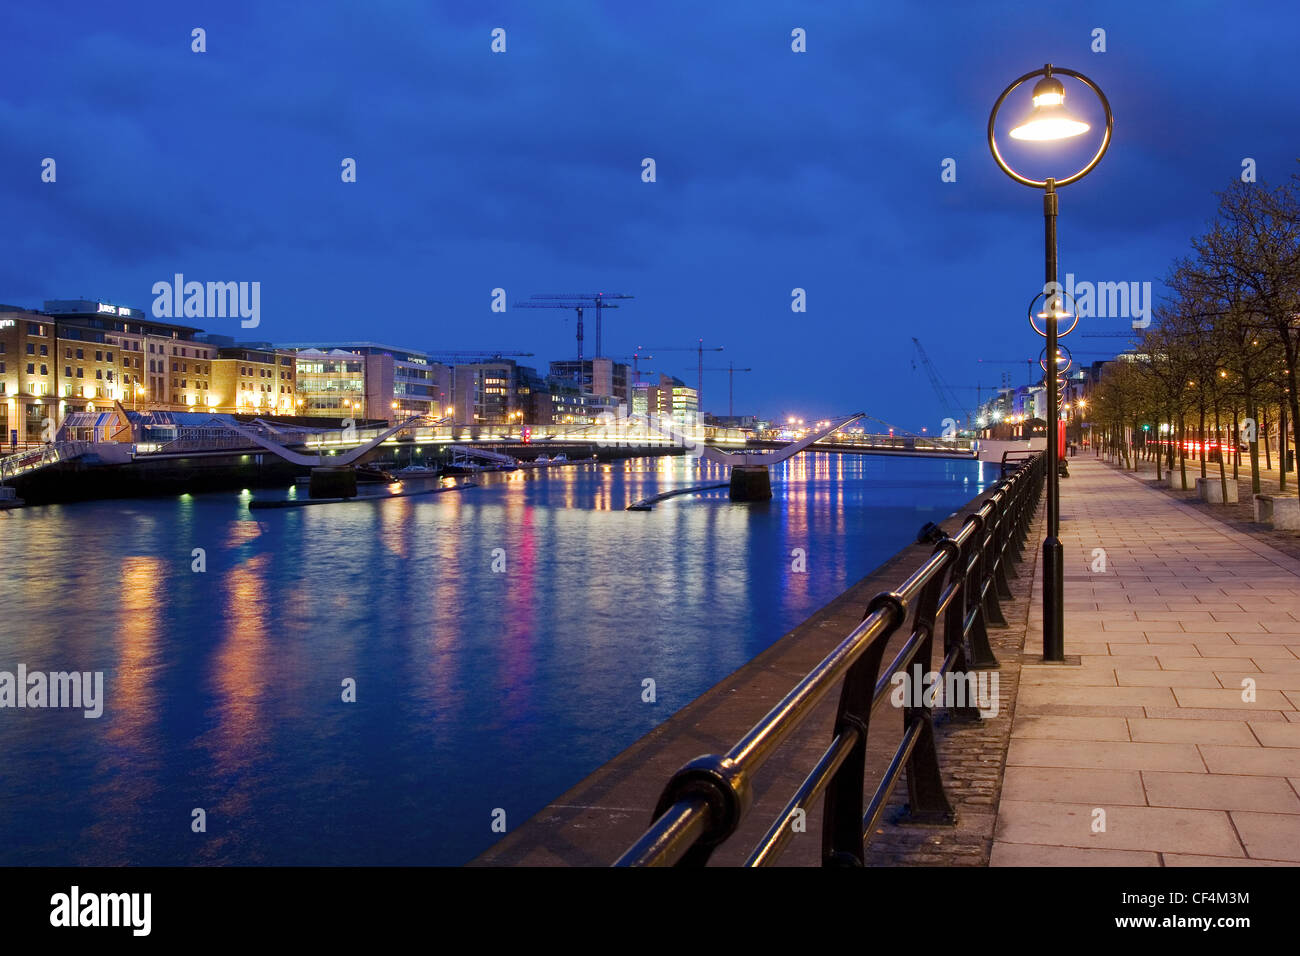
[990,63,1112,663]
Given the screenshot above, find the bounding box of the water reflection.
[0,453,985,865]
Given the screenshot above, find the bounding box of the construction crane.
[695,362,752,418]
[978,351,1116,385]
[911,338,968,427]
[629,346,652,384]
[513,299,609,364]
[976,358,1037,386]
[521,293,633,360]
[644,339,723,413]
[606,352,653,385]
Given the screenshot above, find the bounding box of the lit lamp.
[989,63,1112,664]
[1008,75,1090,141]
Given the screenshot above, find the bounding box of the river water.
[0,452,992,865]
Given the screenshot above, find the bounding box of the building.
[628,374,697,427]
[534,381,618,426]
[451,359,540,425]
[43,299,214,414]
[548,358,630,405]
[665,376,698,427]
[279,342,446,422]
[0,300,217,445]
[210,347,298,415]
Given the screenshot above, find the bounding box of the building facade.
[1,300,217,445]
[44,300,214,414]
[210,347,298,414]
[548,358,630,405]
[279,342,443,422]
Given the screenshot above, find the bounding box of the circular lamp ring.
[988,65,1114,189]
[1040,344,1073,374]
[1028,289,1080,338]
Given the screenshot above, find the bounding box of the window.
[64,347,71,358]
[95,351,103,361]
[96,370,103,380]
[76,349,84,360]
[76,368,83,378]
[25,343,34,355]
[65,367,71,377]
[39,365,47,375]
[39,345,48,356]
[172,362,178,372]
[26,363,34,374]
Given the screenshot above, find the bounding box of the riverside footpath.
[992,456,1300,866]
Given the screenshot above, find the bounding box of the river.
[0,452,993,864]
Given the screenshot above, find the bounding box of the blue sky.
[1,1,1294,429]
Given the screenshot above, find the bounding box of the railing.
[614,452,1045,866]
[147,436,264,455]
[999,448,1038,476]
[0,441,96,482]
[812,434,976,454]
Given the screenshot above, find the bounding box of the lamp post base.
[1042,535,1065,661]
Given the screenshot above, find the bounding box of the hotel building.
[0,300,217,445]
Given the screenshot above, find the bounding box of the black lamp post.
[989,64,1113,662]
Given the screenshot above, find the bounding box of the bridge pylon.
[699,413,865,502]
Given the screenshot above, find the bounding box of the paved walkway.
[991,457,1300,866]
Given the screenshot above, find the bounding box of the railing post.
[821,593,898,867]
[978,502,1009,628]
[955,514,999,669]
[992,485,1016,597]
[897,568,957,825]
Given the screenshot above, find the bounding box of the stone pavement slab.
[991,457,1300,866]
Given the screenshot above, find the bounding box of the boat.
[392,464,442,478]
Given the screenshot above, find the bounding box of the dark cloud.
[0,0,1292,427]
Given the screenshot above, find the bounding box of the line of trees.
[1087,171,1300,503]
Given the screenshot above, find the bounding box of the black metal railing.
[613,453,1045,866]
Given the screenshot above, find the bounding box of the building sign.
[0,319,14,329]
[95,303,132,316]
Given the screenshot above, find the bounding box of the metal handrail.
[614,453,1045,866]
[0,440,95,482]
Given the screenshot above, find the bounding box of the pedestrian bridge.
[29,405,983,474]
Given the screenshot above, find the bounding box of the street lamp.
[989,63,1112,663]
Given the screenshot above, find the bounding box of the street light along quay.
[989,63,1112,662]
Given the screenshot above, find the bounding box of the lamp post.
[989,64,1112,662]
